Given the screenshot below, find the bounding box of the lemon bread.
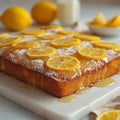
[0,28,120,97]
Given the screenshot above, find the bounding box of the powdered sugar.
[80,41,93,47]
[8,53,19,64]
[84,49,120,73]
[57,46,80,55]
[6,49,44,73]
[85,60,105,72]
[45,70,60,81]
[22,35,37,41]
[103,50,120,63]
[15,49,26,54]
[0,47,8,56]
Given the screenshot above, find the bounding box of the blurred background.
[0,0,119,28]
[0,0,120,22]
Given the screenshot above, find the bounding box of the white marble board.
[0,73,120,120]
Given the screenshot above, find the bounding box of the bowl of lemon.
[88,13,120,36]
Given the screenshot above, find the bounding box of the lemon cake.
[0,27,120,97]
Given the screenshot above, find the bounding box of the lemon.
[1,6,32,31]
[90,12,107,26]
[46,55,80,71]
[26,46,57,59]
[96,110,120,120]
[51,38,81,48]
[78,47,106,60]
[12,41,39,49]
[0,33,8,38]
[59,30,76,35]
[21,29,45,35]
[31,1,57,24]
[106,15,120,28]
[39,34,63,40]
[0,36,23,47]
[74,33,100,41]
[40,25,63,30]
[93,41,120,51]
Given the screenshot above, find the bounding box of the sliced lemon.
[12,41,39,49]
[46,55,80,71]
[21,29,45,35]
[51,38,81,48]
[59,30,76,35]
[106,15,120,28]
[96,110,120,120]
[39,34,63,40]
[90,12,107,26]
[0,36,23,47]
[74,33,100,41]
[26,46,57,59]
[0,33,8,38]
[93,41,120,51]
[40,25,63,30]
[78,47,106,60]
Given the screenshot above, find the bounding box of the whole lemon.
[31,1,57,24]
[1,6,32,31]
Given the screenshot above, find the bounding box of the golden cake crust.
[0,56,120,97]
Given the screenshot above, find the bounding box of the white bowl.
[88,23,120,37]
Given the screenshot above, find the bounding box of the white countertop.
[0,1,120,120]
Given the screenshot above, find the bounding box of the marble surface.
[0,1,120,120]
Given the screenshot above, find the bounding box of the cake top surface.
[0,26,120,81]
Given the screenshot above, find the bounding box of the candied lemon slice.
[39,34,63,40]
[12,41,39,49]
[0,33,8,38]
[51,38,80,48]
[59,30,76,35]
[93,41,120,51]
[46,55,80,71]
[74,33,100,41]
[90,12,107,26]
[0,36,23,47]
[26,46,57,59]
[21,29,45,35]
[106,15,120,28]
[96,110,120,120]
[78,47,106,60]
[40,25,63,30]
